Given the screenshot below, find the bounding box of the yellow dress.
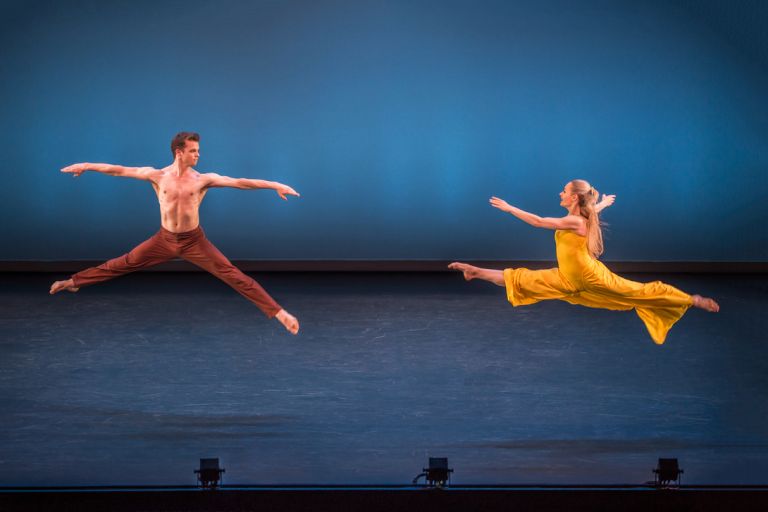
[503,230,692,344]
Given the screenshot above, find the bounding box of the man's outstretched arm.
[204,173,300,200]
[61,163,161,181]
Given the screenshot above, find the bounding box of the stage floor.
[1,272,766,486]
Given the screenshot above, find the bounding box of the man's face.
[177,140,200,166]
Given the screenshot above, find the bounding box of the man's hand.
[489,196,513,213]
[274,183,300,200]
[61,163,88,177]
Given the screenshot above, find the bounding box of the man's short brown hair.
[171,132,200,156]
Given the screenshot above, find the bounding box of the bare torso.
[151,166,210,233]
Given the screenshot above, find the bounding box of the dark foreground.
[1,272,766,489]
[2,485,768,512]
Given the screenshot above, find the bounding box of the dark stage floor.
[0,272,766,486]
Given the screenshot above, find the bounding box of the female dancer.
[449,180,718,344]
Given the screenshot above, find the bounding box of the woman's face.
[560,183,576,209]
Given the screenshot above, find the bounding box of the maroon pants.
[71,227,282,318]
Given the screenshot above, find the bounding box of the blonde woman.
[449,180,718,344]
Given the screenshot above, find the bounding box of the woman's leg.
[448,262,505,286]
[692,294,720,312]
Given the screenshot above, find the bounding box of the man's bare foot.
[275,309,299,335]
[692,294,719,312]
[50,279,79,295]
[448,262,479,281]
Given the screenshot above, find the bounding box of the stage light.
[195,458,225,489]
[412,457,453,487]
[653,458,683,487]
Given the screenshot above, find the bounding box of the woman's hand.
[595,194,616,213]
[490,196,513,213]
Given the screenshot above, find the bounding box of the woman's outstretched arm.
[595,194,616,213]
[490,196,583,231]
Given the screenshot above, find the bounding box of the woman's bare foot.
[448,262,479,281]
[692,294,719,312]
[49,279,79,294]
[275,309,300,335]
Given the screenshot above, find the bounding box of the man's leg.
[50,231,176,294]
[180,230,299,334]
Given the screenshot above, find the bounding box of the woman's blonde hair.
[569,179,603,258]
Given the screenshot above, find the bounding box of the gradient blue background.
[1,0,766,261]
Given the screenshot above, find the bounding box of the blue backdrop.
[1,0,766,261]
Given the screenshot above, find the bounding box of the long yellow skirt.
[503,263,693,345]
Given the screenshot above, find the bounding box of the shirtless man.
[50,132,300,335]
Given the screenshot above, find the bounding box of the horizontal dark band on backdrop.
[2,260,766,273]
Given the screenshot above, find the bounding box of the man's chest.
[157,177,204,202]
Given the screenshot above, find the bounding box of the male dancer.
[50,132,300,334]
